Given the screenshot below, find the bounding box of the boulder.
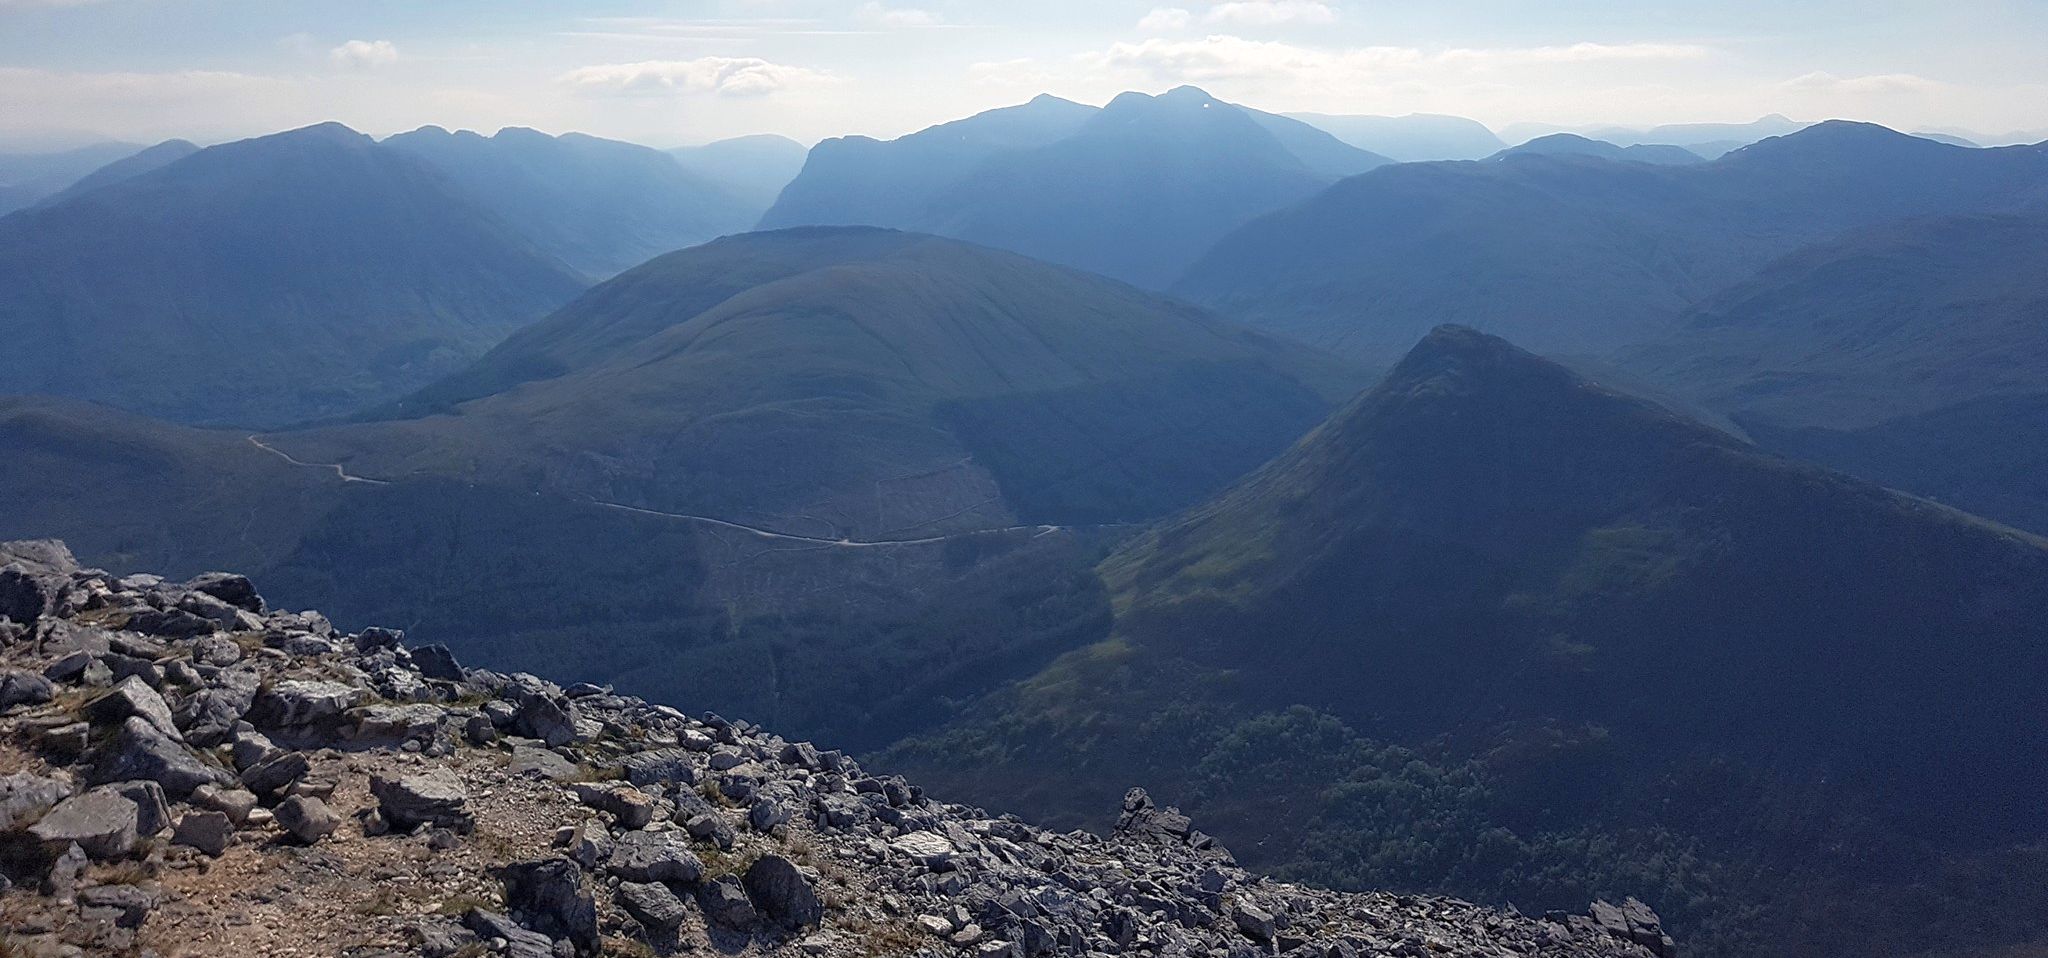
[411,644,464,681]
[606,830,703,884]
[0,669,54,708]
[696,876,759,931]
[172,809,233,857]
[513,693,577,748]
[371,768,473,833]
[349,703,445,742]
[570,782,654,829]
[621,748,697,788]
[96,716,230,797]
[462,909,555,958]
[85,676,180,739]
[187,572,264,612]
[78,883,158,928]
[508,745,580,782]
[124,607,215,639]
[250,679,364,727]
[29,789,139,859]
[0,564,58,625]
[191,784,260,825]
[617,880,689,931]
[238,750,310,797]
[190,635,242,667]
[497,858,599,955]
[0,770,72,830]
[101,780,170,837]
[274,794,340,844]
[744,854,824,931]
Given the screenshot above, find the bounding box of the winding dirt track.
[245,435,1068,548]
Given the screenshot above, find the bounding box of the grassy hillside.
[889,326,2048,958]
[288,228,1364,539]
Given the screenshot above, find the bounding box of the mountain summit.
[761,88,1389,287]
[898,326,2048,957]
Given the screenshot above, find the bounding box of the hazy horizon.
[3,0,2045,151]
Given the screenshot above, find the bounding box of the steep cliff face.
[0,539,1666,958]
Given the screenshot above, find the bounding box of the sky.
[1,0,2045,149]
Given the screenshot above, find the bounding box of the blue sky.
[1,0,2043,148]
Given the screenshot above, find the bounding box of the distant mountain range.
[1493,133,1702,165]
[762,86,1392,287]
[384,126,764,277]
[1500,114,1811,158]
[1618,212,2048,532]
[0,122,590,427]
[892,326,2048,958]
[668,133,810,211]
[1178,121,2048,363]
[1285,112,1507,161]
[0,140,145,214]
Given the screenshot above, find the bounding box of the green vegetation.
[890,327,2048,958]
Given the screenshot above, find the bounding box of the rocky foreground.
[0,540,1675,958]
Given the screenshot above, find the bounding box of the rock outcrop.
[0,539,1671,957]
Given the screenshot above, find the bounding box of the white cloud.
[329,39,399,70]
[556,57,832,97]
[856,3,940,27]
[1138,7,1192,32]
[1205,1,1338,27]
[1083,35,1711,87]
[1783,71,1942,96]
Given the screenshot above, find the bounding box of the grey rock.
[570,782,654,829]
[514,693,577,748]
[85,676,180,739]
[606,830,703,883]
[697,875,760,931]
[744,853,824,931]
[29,789,139,858]
[0,668,54,708]
[187,572,263,612]
[508,745,580,782]
[621,748,697,787]
[411,644,463,681]
[101,780,170,836]
[238,750,310,797]
[191,784,260,825]
[229,729,279,771]
[274,794,340,843]
[250,679,364,727]
[1232,901,1277,942]
[498,858,599,954]
[191,635,243,667]
[371,768,473,833]
[0,563,58,625]
[124,607,215,639]
[172,809,233,856]
[349,703,447,742]
[616,880,690,930]
[78,883,157,928]
[46,841,89,901]
[462,909,554,958]
[409,916,481,958]
[0,770,73,830]
[684,811,736,850]
[96,716,230,798]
